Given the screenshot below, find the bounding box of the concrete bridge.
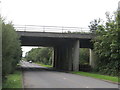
[17,31,95,71]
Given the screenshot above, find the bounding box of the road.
[21,61,119,88]
[20,60,44,68]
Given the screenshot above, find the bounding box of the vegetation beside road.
[34,62,52,68]
[25,47,53,65]
[88,10,120,76]
[3,71,22,88]
[2,18,22,81]
[71,71,118,83]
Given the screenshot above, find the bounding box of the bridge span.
[17,31,96,71]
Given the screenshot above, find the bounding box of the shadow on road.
[17,61,71,73]
[17,66,71,74]
[17,66,55,71]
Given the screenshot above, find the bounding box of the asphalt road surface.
[21,61,119,88]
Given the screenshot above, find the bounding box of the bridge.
[16,25,96,71]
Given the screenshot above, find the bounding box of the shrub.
[2,20,22,79]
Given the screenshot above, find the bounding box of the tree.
[88,18,103,33]
[25,48,41,62]
[25,47,53,65]
[79,48,89,65]
[2,19,22,78]
[92,11,119,76]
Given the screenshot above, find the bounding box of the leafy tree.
[92,11,120,76]
[79,48,89,65]
[88,18,103,33]
[25,47,53,65]
[2,19,22,78]
[25,48,41,62]
[38,47,52,65]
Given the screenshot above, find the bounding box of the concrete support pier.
[52,50,54,67]
[89,49,97,68]
[72,40,79,71]
[53,40,79,71]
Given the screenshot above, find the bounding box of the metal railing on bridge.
[14,25,90,33]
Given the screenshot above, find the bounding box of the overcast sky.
[1,0,119,57]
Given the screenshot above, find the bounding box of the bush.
[90,11,120,76]
[79,48,89,65]
[79,64,91,72]
[2,20,22,79]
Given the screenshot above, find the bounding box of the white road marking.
[63,78,67,80]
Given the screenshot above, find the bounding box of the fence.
[14,25,90,33]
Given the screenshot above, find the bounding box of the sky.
[1,0,119,57]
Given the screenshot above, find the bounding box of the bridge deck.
[17,31,94,48]
[17,31,94,39]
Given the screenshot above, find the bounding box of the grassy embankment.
[34,62,118,83]
[71,71,118,83]
[3,70,22,88]
[34,62,52,68]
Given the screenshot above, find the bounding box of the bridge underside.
[20,36,92,48]
[18,32,93,71]
[20,37,92,71]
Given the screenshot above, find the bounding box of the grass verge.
[34,62,52,68]
[3,70,22,88]
[71,71,118,83]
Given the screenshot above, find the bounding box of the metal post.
[0,13,2,89]
[62,27,63,33]
[43,26,45,32]
[24,25,26,32]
